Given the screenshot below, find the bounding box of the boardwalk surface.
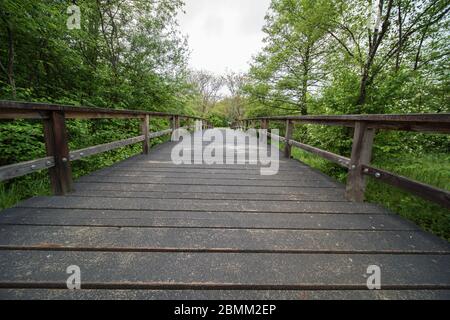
[0,129,449,300]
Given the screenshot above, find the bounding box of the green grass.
[287,145,450,242]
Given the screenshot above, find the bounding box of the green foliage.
[0,0,193,113]
[0,0,195,209]
[205,112,228,128]
[0,120,45,166]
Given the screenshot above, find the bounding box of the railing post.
[260,119,267,130]
[43,111,73,195]
[141,115,150,155]
[171,115,180,140]
[345,121,375,202]
[284,120,293,158]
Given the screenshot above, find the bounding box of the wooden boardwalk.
[0,129,449,300]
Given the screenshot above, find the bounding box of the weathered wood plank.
[0,251,449,288]
[69,136,145,162]
[90,167,314,175]
[0,208,414,230]
[0,157,54,181]
[141,115,150,155]
[284,120,293,158]
[43,111,73,195]
[69,190,346,201]
[346,122,375,202]
[289,140,351,168]
[363,165,450,209]
[17,196,387,213]
[0,100,204,120]
[73,182,344,194]
[0,225,447,253]
[81,171,330,183]
[246,114,450,134]
[1,289,449,300]
[89,171,325,180]
[75,176,338,187]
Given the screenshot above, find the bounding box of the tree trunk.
[395,2,402,72]
[300,45,310,115]
[356,70,369,112]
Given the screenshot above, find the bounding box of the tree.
[0,0,190,113]
[223,71,247,121]
[188,70,224,115]
[245,0,335,115]
[324,0,450,110]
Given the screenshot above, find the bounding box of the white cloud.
[177,0,271,75]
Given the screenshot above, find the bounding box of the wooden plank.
[1,289,449,300]
[70,190,347,201]
[0,225,447,253]
[69,136,145,161]
[0,208,420,230]
[141,115,150,155]
[246,113,450,133]
[88,171,334,181]
[43,111,73,195]
[0,100,204,121]
[0,251,449,288]
[0,157,54,181]
[171,115,180,140]
[363,165,450,209]
[253,113,450,123]
[89,168,317,177]
[75,176,338,187]
[260,119,268,130]
[345,122,375,202]
[284,120,293,158]
[74,182,343,194]
[17,196,387,213]
[73,182,344,194]
[0,109,49,119]
[91,167,327,176]
[149,129,172,139]
[289,140,350,168]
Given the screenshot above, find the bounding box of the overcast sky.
[177,0,271,75]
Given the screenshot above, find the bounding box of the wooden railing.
[0,101,206,195]
[240,114,450,209]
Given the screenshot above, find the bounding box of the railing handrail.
[242,113,450,134]
[245,113,450,122]
[239,115,450,209]
[0,100,204,120]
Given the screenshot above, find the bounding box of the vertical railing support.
[284,120,293,158]
[43,111,73,195]
[171,115,180,140]
[141,115,150,155]
[260,119,268,130]
[345,121,375,202]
